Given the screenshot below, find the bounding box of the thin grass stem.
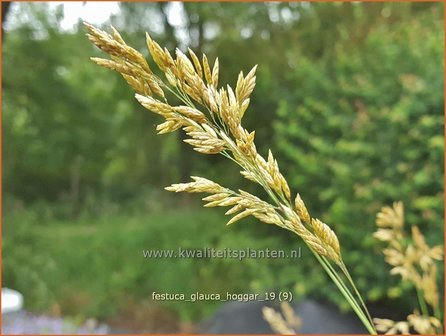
[339,262,375,329]
[416,286,429,317]
[314,253,377,334]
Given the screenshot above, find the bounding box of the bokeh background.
[2,1,444,333]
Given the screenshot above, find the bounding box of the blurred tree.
[1,1,12,39]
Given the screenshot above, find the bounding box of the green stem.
[164,85,189,106]
[177,86,196,109]
[433,304,442,323]
[324,259,368,317]
[416,286,429,317]
[339,262,375,329]
[314,253,377,334]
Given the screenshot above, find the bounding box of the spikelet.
[411,225,443,270]
[294,193,310,224]
[90,58,141,78]
[165,176,226,194]
[188,48,203,78]
[202,54,213,85]
[236,65,257,102]
[183,124,225,154]
[279,204,340,263]
[156,120,182,134]
[135,94,171,116]
[376,201,404,229]
[240,170,259,183]
[173,106,207,123]
[421,264,439,309]
[280,302,301,329]
[311,218,341,263]
[146,32,174,73]
[211,58,219,89]
[235,65,257,118]
[85,22,150,73]
[262,307,296,335]
[250,150,292,201]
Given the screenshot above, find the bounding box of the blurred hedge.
[273,4,444,311]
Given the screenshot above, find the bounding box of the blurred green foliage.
[273,2,444,312]
[2,1,443,324]
[3,199,304,322]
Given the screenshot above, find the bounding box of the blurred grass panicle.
[373,202,443,334]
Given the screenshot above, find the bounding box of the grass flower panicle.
[85,22,341,265]
[85,23,387,334]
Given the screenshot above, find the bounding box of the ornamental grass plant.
[84,23,443,334]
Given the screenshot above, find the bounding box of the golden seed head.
[86,23,345,266]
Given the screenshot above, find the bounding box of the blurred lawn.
[3,199,304,323]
